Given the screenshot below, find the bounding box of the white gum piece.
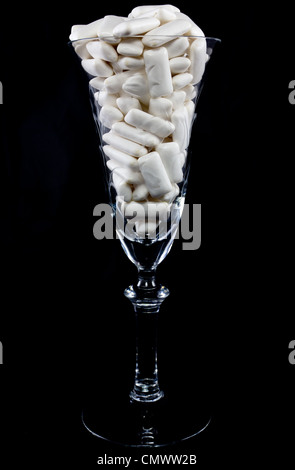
[117,56,144,70]
[113,166,144,185]
[129,5,180,18]
[135,220,158,238]
[69,19,103,40]
[189,37,207,84]
[106,159,120,172]
[132,182,149,201]
[143,47,173,98]
[171,106,190,152]
[174,12,205,36]
[97,16,127,43]
[103,131,148,157]
[113,173,133,202]
[138,152,172,198]
[165,37,189,58]
[73,40,92,59]
[117,38,144,57]
[103,145,139,170]
[99,105,123,129]
[96,91,118,107]
[167,90,186,109]
[112,121,162,147]
[122,73,150,104]
[149,98,172,120]
[81,58,113,77]
[116,96,142,114]
[142,19,192,47]
[89,76,106,90]
[104,71,133,94]
[172,73,193,90]
[125,109,175,139]
[123,201,145,219]
[136,7,177,23]
[182,84,197,101]
[161,183,180,202]
[185,100,196,128]
[124,200,169,221]
[86,40,118,62]
[169,57,191,74]
[156,142,183,183]
[113,17,160,37]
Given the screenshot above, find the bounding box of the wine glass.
[69,34,220,447]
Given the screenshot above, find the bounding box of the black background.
[0,1,294,468]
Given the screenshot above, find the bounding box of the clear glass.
[69,34,221,446]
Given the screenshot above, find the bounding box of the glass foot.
[82,389,211,448]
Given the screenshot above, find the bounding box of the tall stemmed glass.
[70,34,220,447]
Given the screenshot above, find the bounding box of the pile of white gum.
[70,5,207,237]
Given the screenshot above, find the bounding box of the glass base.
[82,389,211,448]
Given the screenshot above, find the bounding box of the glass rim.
[68,35,221,45]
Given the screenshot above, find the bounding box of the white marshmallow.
[116,96,142,114]
[112,121,162,147]
[117,38,144,56]
[104,71,133,93]
[156,142,183,183]
[117,56,145,70]
[112,173,132,202]
[86,40,118,62]
[125,108,175,139]
[99,105,123,129]
[144,47,173,98]
[89,76,106,90]
[189,38,207,84]
[149,98,172,119]
[81,58,113,77]
[172,72,193,90]
[97,16,127,43]
[113,17,160,37]
[69,19,103,41]
[132,182,149,201]
[142,19,192,47]
[103,131,148,157]
[169,57,191,74]
[103,145,139,170]
[165,37,189,58]
[138,152,172,197]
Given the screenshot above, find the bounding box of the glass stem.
[125,268,169,403]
